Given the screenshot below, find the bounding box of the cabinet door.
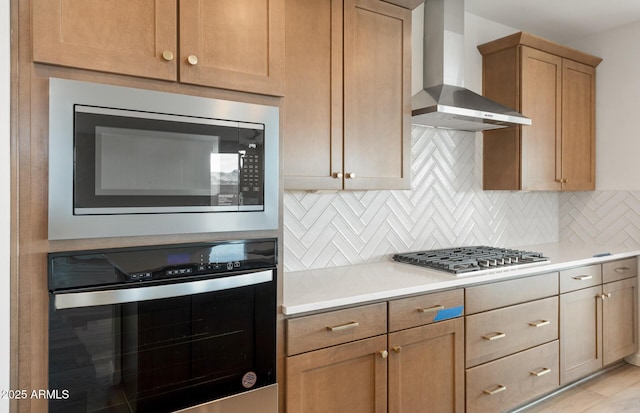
[343,0,411,190]
[388,318,464,413]
[603,278,638,365]
[560,285,602,385]
[561,60,596,191]
[286,335,388,413]
[32,0,177,80]
[520,46,562,191]
[282,0,344,190]
[179,0,285,96]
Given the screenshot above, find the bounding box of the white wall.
[1,0,10,412]
[568,21,640,190]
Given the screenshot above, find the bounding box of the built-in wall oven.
[48,238,277,413]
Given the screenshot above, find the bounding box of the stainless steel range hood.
[412,0,531,132]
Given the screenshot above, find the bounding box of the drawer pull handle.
[615,267,631,272]
[530,367,551,377]
[572,275,593,281]
[483,385,507,395]
[326,321,359,332]
[418,305,445,314]
[482,332,506,341]
[529,320,551,328]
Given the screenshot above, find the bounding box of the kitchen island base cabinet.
[285,335,388,413]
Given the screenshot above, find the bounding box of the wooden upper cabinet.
[283,0,411,190]
[478,32,601,191]
[179,0,285,96]
[32,0,178,81]
[32,0,285,96]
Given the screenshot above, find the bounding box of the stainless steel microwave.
[48,78,279,240]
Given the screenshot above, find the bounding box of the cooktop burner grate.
[392,246,549,274]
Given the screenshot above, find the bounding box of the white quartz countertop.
[282,243,640,316]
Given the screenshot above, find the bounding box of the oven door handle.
[53,269,274,310]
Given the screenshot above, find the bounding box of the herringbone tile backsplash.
[283,126,560,272]
[560,191,640,247]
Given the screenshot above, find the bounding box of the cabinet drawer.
[465,272,558,314]
[603,258,638,283]
[560,265,602,293]
[466,341,559,413]
[466,296,558,367]
[286,302,387,356]
[388,289,463,332]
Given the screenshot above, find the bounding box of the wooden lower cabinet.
[286,335,388,413]
[603,277,638,365]
[560,262,638,385]
[388,318,464,413]
[560,284,603,385]
[466,341,559,413]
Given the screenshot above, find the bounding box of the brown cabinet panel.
[560,285,602,385]
[343,0,410,190]
[562,59,596,190]
[286,335,388,413]
[479,32,600,192]
[286,302,387,356]
[179,0,285,95]
[603,277,638,365]
[520,46,562,191]
[603,258,638,284]
[388,289,463,332]
[388,318,464,413]
[465,272,558,315]
[283,0,410,190]
[466,341,559,413]
[282,0,343,189]
[559,264,602,293]
[466,296,558,367]
[32,0,178,80]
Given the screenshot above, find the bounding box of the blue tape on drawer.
[433,305,464,321]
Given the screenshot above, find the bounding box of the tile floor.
[521,363,640,412]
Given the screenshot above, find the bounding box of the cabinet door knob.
[392,346,402,353]
[187,55,199,65]
[161,50,174,61]
[332,172,343,179]
[379,350,389,359]
[345,172,356,179]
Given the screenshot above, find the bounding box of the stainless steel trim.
[75,205,243,214]
[76,105,247,129]
[48,78,279,240]
[54,269,273,310]
[174,383,278,413]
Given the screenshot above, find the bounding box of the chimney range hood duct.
[412,0,531,132]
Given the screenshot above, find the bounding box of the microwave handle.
[53,269,274,310]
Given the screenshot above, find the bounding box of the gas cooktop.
[392,246,549,275]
